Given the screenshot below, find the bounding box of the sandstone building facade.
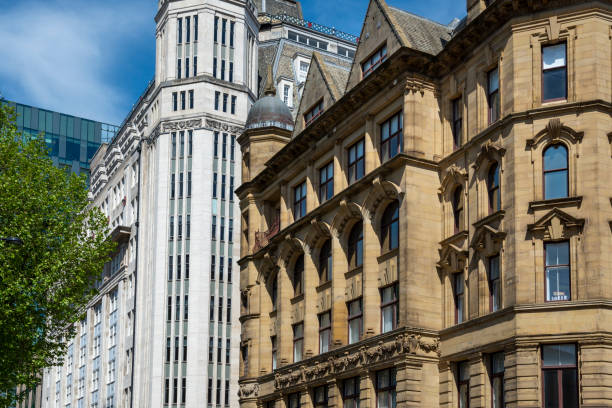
[237,0,612,407]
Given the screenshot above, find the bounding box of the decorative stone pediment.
[473,141,506,171]
[439,166,467,196]
[438,231,469,272]
[472,224,506,255]
[304,218,331,254]
[526,118,583,150]
[527,208,584,240]
[363,177,403,221]
[331,199,362,238]
[277,235,304,267]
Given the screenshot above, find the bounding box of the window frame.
[347,298,363,344]
[293,255,304,297]
[313,385,328,408]
[347,139,365,184]
[375,367,396,408]
[271,336,277,371]
[490,352,504,408]
[293,181,307,221]
[488,254,501,312]
[304,99,324,127]
[347,221,363,270]
[543,143,569,200]
[318,311,331,354]
[380,111,403,162]
[457,361,470,408]
[487,162,501,213]
[452,96,463,150]
[293,323,304,363]
[453,273,465,324]
[541,42,568,102]
[318,239,332,284]
[319,161,334,203]
[487,66,500,124]
[381,201,399,253]
[541,344,578,407]
[452,186,465,233]
[380,283,399,333]
[544,240,571,302]
[362,43,388,78]
[342,377,360,408]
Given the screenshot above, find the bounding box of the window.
[182,378,187,404]
[225,338,230,364]
[175,296,180,320]
[177,255,181,279]
[543,144,568,200]
[169,216,174,239]
[381,201,399,252]
[229,62,234,82]
[218,296,223,321]
[288,393,300,408]
[293,323,304,363]
[271,336,277,370]
[343,377,360,408]
[221,60,226,80]
[489,255,501,312]
[314,386,328,407]
[211,255,216,280]
[231,95,236,114]
[185,254,190,279]
[188,130,193,156]
[214,132,219,157]
[230,21,235,47]
[304,100,324,126]
[171,174,176,199]
[177,18,183,44]
[457,362,470,408]
[293,255,304,296]
[194,15,198,41]
[318,239,332,283]
[488,67,500,124]
[179,173,184,197]
[362,44,387,77]
[454,273,465,324]
[347,139,365,184]
[221,175,226,199]
[545,241,570,301]
[194,56,197,76]
[173,378,178,403]
[209,296,215,321]
[220,217,225,240]
[220,256,224,281]
[542,344,578,407]
[178,215,183,238]
[487,163,500,213]
[189,90,194,109]
[177,59,182,79]
[293,182,307,220]
[215,91,220,110]
[207,378,212,404]
[318,311,331,353]
[271,276,278,310]
[173,92,178,111]
[185,16,190,43]
[222,133,227,159]
[229,177,234,202]
[376,367,396,408]
[490,352,504,408]
[542,43,567,101]
[283,84,290,105]
[214,17,218,42]
[221,19,227,45]
[452,97,463,149]
[213,173,218,198]
[381,111,403,161]
[213,57,218,78]
[172,132,177,158]
[165,379,170,404]
[211,215,216,239]
[347,298,362,344]
[217,338,222,362]
[229,219,233,241]
[223,93,228,112]
[348,221,363,269]
[226,298,231,321]
[166,337,171,362]
[319,161,334,202]
[185,57,190,78]
[187,172,192,196]
[230,136,235,161]
[452,186,464,233]
[381,284,398,333]
[228,258,232,283]
[184,295,189,320]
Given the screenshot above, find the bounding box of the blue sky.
[0,0,465,126]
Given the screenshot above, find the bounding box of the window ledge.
[439,230,468,246]
[529,196,582,212]
[473,210,505,228]
[290,294,304,304]
[377,248,399,264]
[344,266,363,279]
[316,281,332,292]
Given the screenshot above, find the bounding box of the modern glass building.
[3,100,118,180]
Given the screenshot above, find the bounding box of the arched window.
[452,187,464,233]
[487,163,500,213]
[347,221,363,269]
[381,201,399,252]
[293,255,304,296]
[271,276,278,309]
[543,144,568,200]
[318,240,332,283]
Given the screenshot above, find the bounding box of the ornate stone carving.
[473,141,506,171]
[162,118,202,132]
[237,383,259,399]
[527,208,584,240]
[526,119,583,149]
[439,165,467,196]
[205,118,243,134]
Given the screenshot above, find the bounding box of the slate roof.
[258,41,281,96]
[317,55,351,99]
[387,6,452,55]
[255,0,303,19]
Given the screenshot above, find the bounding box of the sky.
[0,0,465,126]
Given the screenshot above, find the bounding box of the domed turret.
[245,68,294,131]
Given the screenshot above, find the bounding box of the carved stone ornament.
[363,177,403,221]
[526,118,584,150]
[439,165,467,196]
[527,208,585,240]
[331,199,362,238]
[471,224,506,254]
[473,141,506,171]
[205,118,243,134]
[237,383,259,399]
[438,231,469,272]
[273,333,440,390]
[162,118,202,132]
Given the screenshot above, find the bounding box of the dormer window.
[304,100,324,127]
[362,44,387,77]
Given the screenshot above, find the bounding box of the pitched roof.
[315,53,351,100]
[256,0,303,19]
[387,6,452,55]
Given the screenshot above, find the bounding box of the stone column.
[396,360,423,407]
[359,370,375,408]
[306,161,318,209]
[578,340,612,407]
[504,344,540,407]
[334,140,345,193]
[327,379,340,407]
[364,114,380,174]
[330,233,348,347]
[362,217,380,338]
[280,182,289,230]
[438,361,453,408]
[303,249,318,359]
[277,263,293,367]
[468,355,486,408]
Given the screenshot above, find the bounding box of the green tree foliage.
[0,104,115,407]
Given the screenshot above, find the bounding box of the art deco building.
[237,0,612,407]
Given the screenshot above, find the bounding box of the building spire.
[264,65,276,96]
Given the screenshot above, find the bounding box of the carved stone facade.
[238,0,612,407]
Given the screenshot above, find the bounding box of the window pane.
[377,370,389,388]
[492,377,503,408]
[381,121,389,140]
[544,171,568,199]
[546,266,570,301]
[491,352,504,373]
[459,384,469,408]
[543,68,567,100]
[562,369,578,407]
[382,306,394,333]
[543,371,559,408]
[488,68,499,92]
[490,256,500,280]
[544,145,567,171]
[543,44,566,69]
[542,344,576,366]
[546,241,569,266]
[349,319,361,344]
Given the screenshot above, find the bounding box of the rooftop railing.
[260,13,359,44]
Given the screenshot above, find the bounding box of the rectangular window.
[166,337,171,362]
[347,139,365,184]
[169,216,174,240]
[545,241,570,301]
[381,284,399,333]
[178,215,182,238]
[172,92,178,111]
[283,84,290,105]
[180,131,185,157]
[189,90,194,109]
[488,66,500,124]
[208,337,214,361]
[489,255,501,312]
[381,111,403,161]
[212,215,217,239]
[230,136,236,161]
[229,176,234,202]
[172,132,177,158]
[185,57,190,78]
[177,18,183,44]
[217,338,222,363]
[362,44,387,77]
[293,323,304,363]
[186,215,191,238]
[542,344,578,407]
[454,273,465,324]
[214,16,219,42]
[229,62,234,83]
[213,173,218,198]
[457,362,470,408]
[171,174,176,199]
[230,21,235,47]
[173,378,178,403]
[218,296,223,321]
[177,255,181,280]
[214,132,219,157]
[184,295,189,320]
[221,60,226,80]
[542,43,567,101]
[376,367,396,408]
[343,377,360,408]
[452,97,463,149]
[194,55,197,76]
[179,173,184,197]
[318,311,331,354]
[185,254,189,279]
[182,378,186,404]
[271,336,277,370]
[225,338,230,364]
[187,172,192,196]
[314,386,328,407]
[175,296,180,320]
[288,393,300,408]
[177,59,182,79]
[211,255,216,280]
[215,91,220,110]
[304,100,324,126]
[220,256,224,281]
[319,161,334,202]
[210,296,215,321]
[231,95,236,114]
[226,298,231,322]
[490,352,504,408]
[221,19,227,45]
[229,219,234,242]
[207,378,212,404]
[223,93,228,112]
[194,15,198,41]
[220,217,225,241]
[221,175,226,199]
[347,298,362,344]
[165,379,170,404]
[222,133,227,158]
[213,57,217,78]
[228,258,232,283]
[293,181,307,220]
[185,16,190,43]
[188,130,193,156]
[167,296,172,321]
[181,91,186,110]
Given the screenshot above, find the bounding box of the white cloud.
[0,0,153,125]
